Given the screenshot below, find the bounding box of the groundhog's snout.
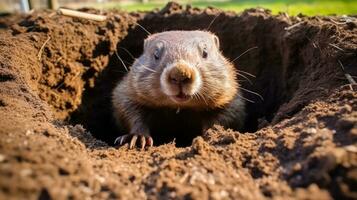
[160,61,201,103]
[168,64,194,87]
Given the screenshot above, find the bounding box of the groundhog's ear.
[213,35,220,49]
[143,38,149,50]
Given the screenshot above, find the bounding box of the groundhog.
[112,30,245,149]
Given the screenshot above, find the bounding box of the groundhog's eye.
[154,49,160,60]
[202,49,208,59]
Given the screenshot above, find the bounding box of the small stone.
[344,145,357,153]
[20,169,33,176]
[328,148,347,165]
[293,163,302,171]
[305,128,317,134]
[0,154,6,162]
[95,175,106,183]
[30,34,39,42]
[25,130,33,136]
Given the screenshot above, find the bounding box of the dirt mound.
[0,2,356,199]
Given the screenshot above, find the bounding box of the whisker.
[238,79,250,83]
[118,47,136,60]
[240,87,264,101]
[192,93,197,100]
[134,21,151,35]
[206,14,220,31]
[237,93,255,103]
[237,73,252,85]
[232,46,258,63]
[193,93,200,102]
[237,70,256,78]
[201,88,216,103]
[197,92,208,106]
[195,92,203,102]
[135,59,156,73]
[192,93,198,100]
[115,51,129,72]
[118,47,156,73]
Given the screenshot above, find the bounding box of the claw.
[114,135,127,145]
[114,136,122,145]
[140,136,146,150]
[120,135,127,145]
[114,137,120,145]
[129,135,138,149]
[147,136,153,147]
[115,134,153,149]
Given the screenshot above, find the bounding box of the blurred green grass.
[106,0,357,16]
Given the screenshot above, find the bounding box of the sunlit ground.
[101,0,357,15]
[1,0,356,15]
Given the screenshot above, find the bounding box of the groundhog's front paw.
[114,134,153,149]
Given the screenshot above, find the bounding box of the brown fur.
[112,31,245,145]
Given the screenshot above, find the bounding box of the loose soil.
[0,2,356,200]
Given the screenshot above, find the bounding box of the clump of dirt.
[0,2,356,199]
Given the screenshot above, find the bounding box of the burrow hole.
[67,11,340,147]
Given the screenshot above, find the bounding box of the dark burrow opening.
[67,6,349,147]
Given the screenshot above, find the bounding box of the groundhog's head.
[130,30,238,109]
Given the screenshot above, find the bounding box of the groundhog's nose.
[168,64,194,86]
